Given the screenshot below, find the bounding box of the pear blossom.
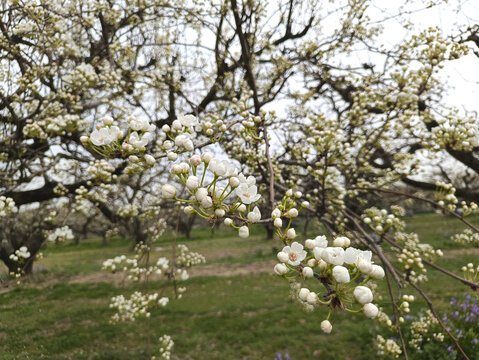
[247,206,261,222]
[274,218,283,228]
[130,117,151,132]
[333,236,350,247]
[209,158,236,177]
[177,114,198,127]
[129,131,148,148]
[215,208,226,217]
[321,247,345,266]
[238,174,256,186]
[344,247,372,265]
[281,242,307,266]
[306,235,328,249]
[90,127,114,146]
[224,218,233,226]
[236,183,261,204]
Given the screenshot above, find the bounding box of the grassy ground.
[0,213,478,359]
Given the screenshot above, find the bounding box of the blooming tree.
[1,0,479,358]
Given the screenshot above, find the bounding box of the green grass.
[0,212,478,359]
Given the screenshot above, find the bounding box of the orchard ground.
[0,213,478,360]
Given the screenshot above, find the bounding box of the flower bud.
[215,208,226,217]
[286,228,296,239]
[237,204,247,213]
[354,286,374,304]
[302,266,314,278]
[356,257,372,274]
[294,191,302,198]
[301,201,310,208]
[162,124,171,133]
[363,303,379,318]
[171,120,182,130]
[298,288,310,301]
[274,218,283,228]
[238,226,249,238]
[277,251,289,263]
[195,188,208,201]
[307,259,316,267]
[274,263,288,275]
[144,154,155,165]
[80,136,89,143]
[229,177,240,188]
[369,265,385,279]
[161,184,176,199]
[201,152,213,163]
[184,206,195,214]
[332,265,350,283]
[224,218,233,226]
[271,208,281,219]
[186,176,200,191]
[167,152,178,161]
[190,155,201,166]
[306,292,318,305]
[286,189,293,197]
[128,155,139,163]
[320,320,332,334]
[287,208,298,218]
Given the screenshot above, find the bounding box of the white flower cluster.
[23,112,88,139]
[158,114,228,161]
[86,159,116,183]
[376,335,402,358]
[110,291,169,323]
[102,243,170,281]
[82,115,156,170]
[409,310,441,350]
[64,63,99,89]
[434,182,458,211]
[152,334,174,360]
[430,113,479,151]
[9,246,31,262]
[175,244,206,268]
[274,235,384,332]
[161,153,262,239]
[452,229,479,246]
[394,232,443,283]
[461,262,479,285]
[362,207,405,235]
[117,203,140,219]
[47,226,74,243]
[0,196,17,217]
[159,114,200,157]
